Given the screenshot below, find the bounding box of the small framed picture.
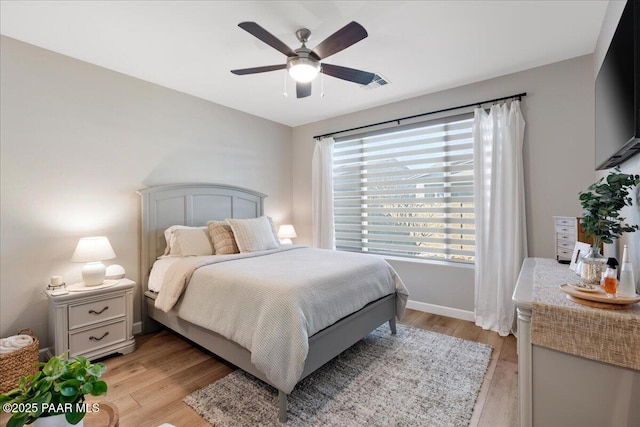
[569,242,591,271]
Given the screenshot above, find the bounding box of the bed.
[138,183,407,422]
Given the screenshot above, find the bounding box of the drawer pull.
[88,306,109,315]
[89,332,109,341]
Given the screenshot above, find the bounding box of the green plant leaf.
[65,410,86,425]
[86,363,106,378]
[89,380,107,396]
[81,383,93,395]
[6,413,28,427]
[43,357,64,377]
[58,379,81,397]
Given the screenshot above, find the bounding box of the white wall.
[0,36,293,346]
[292,55,596,313]
[594,0,640,292]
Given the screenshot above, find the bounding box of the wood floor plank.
[106,346,211,400]
[477,360,519,427]
[101,361,148,384]
[452,318,482,342]
[399,308,426,327]
[130,359,231,407]
[101,394,140,418]
[499,334,518,364]
[422,313,463,336]
[469,365,493,427]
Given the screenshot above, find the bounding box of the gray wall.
[0,36,293,346]
[292,54,596,312]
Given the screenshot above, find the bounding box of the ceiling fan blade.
[311,21,368,60]
[238,22,297,58]
[321,63,375,85]
[296,82,312,98]
[231,64,286,75]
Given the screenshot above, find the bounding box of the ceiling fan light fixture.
[287,57,320,83]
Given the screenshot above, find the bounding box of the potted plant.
[578,168,640,284]
[0,353,107,427]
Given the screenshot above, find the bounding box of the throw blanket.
[0,335,33,354]
[154,246,408,394]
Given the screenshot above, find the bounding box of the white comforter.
[154,246,408,394]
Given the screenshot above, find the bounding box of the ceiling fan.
[231,21,375,98]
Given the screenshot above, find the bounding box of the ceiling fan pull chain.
[320,68,325,98]
[283,71,288,98]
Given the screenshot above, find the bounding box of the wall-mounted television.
[595,0,640,170]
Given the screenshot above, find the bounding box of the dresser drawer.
[555,217,576,227]
[69,319,126,357]
[557,232,575,242]
[555,225,576,234]
[558,240,576,250]
[68,295,125,330]
[557,247,573,259]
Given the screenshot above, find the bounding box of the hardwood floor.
[1,309,518,426]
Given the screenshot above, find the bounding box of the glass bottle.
[603,259,618,298]
[580,240,606,285]
[619,245,637,297]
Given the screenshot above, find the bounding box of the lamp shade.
[71,236,116,263]
[277,225,298,239]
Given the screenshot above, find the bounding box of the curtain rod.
[313,92,527,140]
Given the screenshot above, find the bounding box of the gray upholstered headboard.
[137,183,266,292]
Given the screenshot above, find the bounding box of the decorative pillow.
[165,227,213,256]
[207,221,239,255]
[163,225,208,255]
[226,216,280,253]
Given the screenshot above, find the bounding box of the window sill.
[373,253,475,270]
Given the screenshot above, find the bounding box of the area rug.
[184,324,492,426]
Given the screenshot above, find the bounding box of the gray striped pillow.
[226,216,280,253]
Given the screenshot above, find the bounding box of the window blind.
[333,113,475,263]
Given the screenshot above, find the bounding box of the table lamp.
[277,224,297,245]
[71,236,116,286]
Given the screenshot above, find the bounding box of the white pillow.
[163,225,210,256]
[171,228,214,256]
[226,216,280,253]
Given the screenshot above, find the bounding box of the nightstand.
[46,279,136,360]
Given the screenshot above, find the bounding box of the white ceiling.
[0,1,609,127]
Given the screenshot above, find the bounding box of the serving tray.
[560,284,640,309]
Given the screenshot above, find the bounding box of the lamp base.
[82,261,106,286]
[279,238,293,245]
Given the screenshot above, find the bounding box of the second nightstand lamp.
[71,236,116,286]
[277,224,297,245]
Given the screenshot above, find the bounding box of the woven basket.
[0,328,40,393]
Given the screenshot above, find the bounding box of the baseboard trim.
[133,321,143,335]
[406,300,475,322]
[39,347,50,361]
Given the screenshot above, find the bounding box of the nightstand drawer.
[69,295,125,330]
[69,320,126,357]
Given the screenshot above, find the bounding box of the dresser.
[513,258,640,427]
[46,279,136,360]
[553,216,593,262]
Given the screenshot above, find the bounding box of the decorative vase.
[580,245,606,285]
[32,414,84,427]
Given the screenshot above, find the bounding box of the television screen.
[595,0,640,170]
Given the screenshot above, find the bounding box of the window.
[332,113,475,263]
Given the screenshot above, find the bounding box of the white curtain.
[312,137,335,249]
[473,101,527,337]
